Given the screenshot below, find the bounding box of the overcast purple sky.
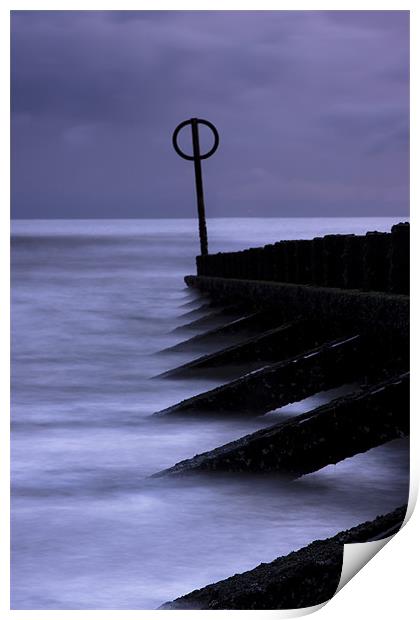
[11,10,409,219]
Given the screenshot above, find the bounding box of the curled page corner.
[274,602,327,618]
[287,602,328,618]
[336,534,393,595]
[404,485,418,525]
[336,489,416,596]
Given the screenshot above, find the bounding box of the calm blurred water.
[11,217,409,609]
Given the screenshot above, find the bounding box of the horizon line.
[10,215,409,221]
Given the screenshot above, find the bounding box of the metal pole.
[191,118,209,256]
[172,117,218,256]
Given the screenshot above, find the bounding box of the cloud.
[11,10,409,218]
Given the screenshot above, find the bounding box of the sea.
[11,217,409,609]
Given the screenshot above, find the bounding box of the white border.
[2,3,418,619]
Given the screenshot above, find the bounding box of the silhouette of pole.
[172,118,219,256]
[191,118,208,256]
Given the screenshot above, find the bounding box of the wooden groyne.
[154,373,408,477]
[159,505,407,610]
[152,222,409,609]
[156,335,363,416]
[184,278,409,338]
[154,222,408,472]
[196,223,409,295]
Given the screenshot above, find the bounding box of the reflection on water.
[11,217,408,609]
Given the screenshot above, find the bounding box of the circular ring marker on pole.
[172,118,219,161]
